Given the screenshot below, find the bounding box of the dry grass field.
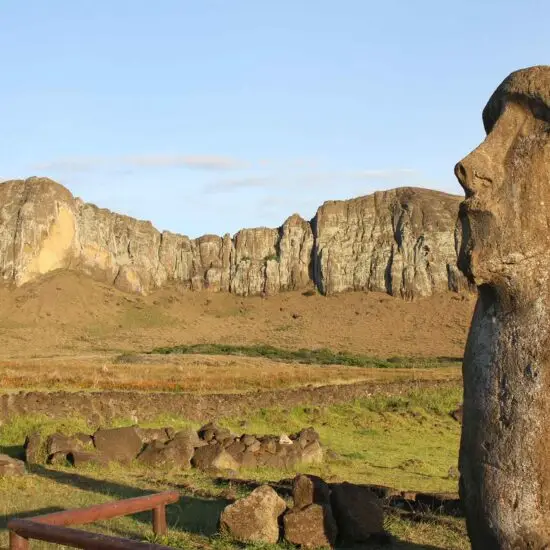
[0,270,475,549]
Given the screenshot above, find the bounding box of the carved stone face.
[455,98,550,293]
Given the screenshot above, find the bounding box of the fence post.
[9,530,29,550]
[152,504,167,536]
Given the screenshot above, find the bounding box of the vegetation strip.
[147,343,461,369]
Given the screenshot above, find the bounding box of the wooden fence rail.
[7,491,180,550]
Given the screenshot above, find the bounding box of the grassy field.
[0,386,467,549]
[147,343,461,369]
[0,348,461,393]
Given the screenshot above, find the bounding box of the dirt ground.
[0,270,475,361]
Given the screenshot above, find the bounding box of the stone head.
[455,66,550,301]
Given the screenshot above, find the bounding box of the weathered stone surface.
[73,433,94,448]
[69,451,110,468]
[0,454,26,476]
[172,427,202,447]
[293,474,331,509]
[301,441,323,465]
[191,443,240,471]
[220,485,286,544]
[137,438,194,469]
[241,434,257,447]
[283,503,338,549]
[330,483,384,542]
[455,65,550,550]
[24,432,43,464]
[47,433,82,457]
[314,187,467,299]
[0,177,467,299]
[136,427,170,444]
[93,426,143,462]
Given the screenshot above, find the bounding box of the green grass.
[0,386,466,549]
[148,343,461,369]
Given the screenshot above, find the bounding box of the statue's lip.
[459,196,488,214]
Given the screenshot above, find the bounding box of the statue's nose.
[454,160,474,197]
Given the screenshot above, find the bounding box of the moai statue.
[455,65,550,549]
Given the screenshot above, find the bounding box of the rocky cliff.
[0,177,468,298]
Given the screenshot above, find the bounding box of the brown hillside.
[0,270,474,360]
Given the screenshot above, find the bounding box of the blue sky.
[0,1,547,237]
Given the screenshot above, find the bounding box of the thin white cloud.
[204,168,419,194]
[203,177,273,194]
[121,155,246,170]
[32,154,246,173]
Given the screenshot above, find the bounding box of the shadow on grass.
[0,507,65,530]
[0,445,25,460]
[28,465,229,536]
[19,466,455,549]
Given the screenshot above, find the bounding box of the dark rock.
[0,454,26,476]
[24,432,43,464]
[137,437,194,469]
[192,443,240,471]
[220,485,286,543]
[47,433,81,456]
[296,427,320,446]
[136,427,170,444]
[226,441,246,461]
[283,504,338,549]
[241,452,258,469]
[173,427,202,447]
[49,452,69,466]
[331,482,384,542]
[301,441,323,464]
[247,440,261,453]
[93,426,143,462]
[293,474,331,509]
[69,451,110,468]
[73,433,94,448]
[198,422,218,441]
[222,437,236,448]
[241,434,257,447]
[260,438,277,454]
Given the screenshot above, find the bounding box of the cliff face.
[0,177,468,298]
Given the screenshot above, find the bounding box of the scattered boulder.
[241,434,257,447]
[284,504,338,549]
[22,423,324,472]
[220,485,287,544]
[192,443,240,471]
[301,441,323,465]
[69,451,110,468]
[173,427,203,448]
[293,474,331,509]
[93,426,143,463]
[241,451,258,469]
[49,452,70,466]
[138,438,194,469]
[24,432,43,464]
[73,433,94,448]
[136,427,171,444]
[0,454,25,477]
[247,440,261,453]
[47,433,82,456]
[331,482,384,542]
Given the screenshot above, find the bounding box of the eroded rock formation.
[0,177,468,298]
[456,65,550,549]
